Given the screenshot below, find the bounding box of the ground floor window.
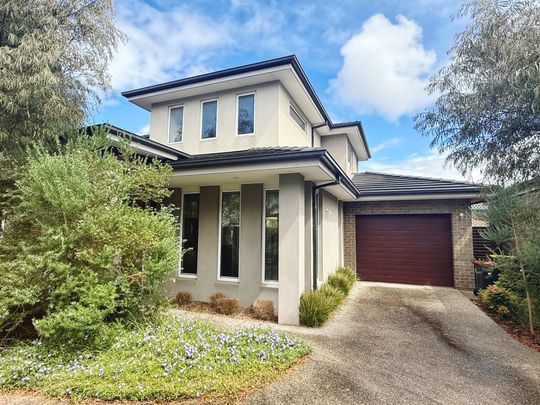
[181,193,199,275]
[264,190,279,282]
[220,191,240,278]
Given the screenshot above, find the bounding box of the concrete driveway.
[244,282,540,405]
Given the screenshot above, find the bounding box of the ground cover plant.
[299,266,356,327]
[0,316,310,401]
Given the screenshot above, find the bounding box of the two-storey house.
[105,55,481,325]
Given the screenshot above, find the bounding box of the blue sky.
[92,0,479,181]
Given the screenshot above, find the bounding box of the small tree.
[0,128,179,346]
[415,0,540,183]
[480,183,540,334]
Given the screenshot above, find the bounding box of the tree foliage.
[415,0,540,183]
[480,182,540,334]
[0,0,123,164]
[0,129,179,346]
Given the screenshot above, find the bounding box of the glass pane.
[237,94,254,134]
[169,107,183,143]
[181,194,199,274]
[201,100,217,139]
[264,190,279,282]
[289,106,305,131]
[220,192,240,278]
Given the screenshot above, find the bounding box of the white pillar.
[278,173,305,325]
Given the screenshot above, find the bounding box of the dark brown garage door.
[356,214,453,286]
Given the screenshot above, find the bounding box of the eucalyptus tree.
[0,0,124,210]
[415,0,540,183]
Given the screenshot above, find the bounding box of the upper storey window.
[168,106,184,143]
[201,99,217,139]
[347,142,356,173]
[289,105,306,131]
[237,93,255,135]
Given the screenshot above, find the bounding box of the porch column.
[278,173,305,325]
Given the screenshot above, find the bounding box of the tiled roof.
[352,172,482,196]
[185,146,324,161]
[90,123,191,160]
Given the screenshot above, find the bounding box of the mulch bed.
[473,300,540,352]
[177,301,278,323]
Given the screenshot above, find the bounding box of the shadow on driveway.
[243,282,540,405]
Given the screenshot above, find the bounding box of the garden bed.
[0,317,310,402]
[179,301,278,323]
[473,301,540,352]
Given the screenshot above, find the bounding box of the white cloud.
[330,14,437,121]
[363,151,483,182]
[109,1,233,92]
[371,137,402,153]
[137,123,150,135]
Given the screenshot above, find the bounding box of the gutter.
[311,180,339,290]
[311,122,327,148]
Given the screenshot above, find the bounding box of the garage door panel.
[355,214,453,286]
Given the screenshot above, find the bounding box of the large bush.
[0,129,179,345]
[480,183,540,333]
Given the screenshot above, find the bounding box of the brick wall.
[343,199,474,290]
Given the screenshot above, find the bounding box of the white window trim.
[217,190,241,282]
[167,104,184,144]
[261,188,279,285]
[178,191,200,279]
[200,98,218,141]
[236,92,256,137]
[289,104,306,132]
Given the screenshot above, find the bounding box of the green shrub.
[336,266,358,284]
[478,284,521,318]
[299,267,357,327]
[299,290,335,327]
[318,284,345,307]
[0,129,179,346]
[327,272,354,294]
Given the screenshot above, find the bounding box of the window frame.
[217,190,241,282]
[261,188,279,285]
[167,104,184,144]
[236,92,256,136]
[347,141,357,173]
[200,98,218,141]
[289,104,306,132]
[178,191,200,279]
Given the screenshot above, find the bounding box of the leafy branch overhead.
[415,0,540,183]
[0,0,124,155]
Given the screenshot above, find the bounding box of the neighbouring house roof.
[352,172,482,199]
[89,123,191,161]
[121,55,370,159]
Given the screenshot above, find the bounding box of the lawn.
[0,317,310,402]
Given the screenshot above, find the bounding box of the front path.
[243,282,540,405]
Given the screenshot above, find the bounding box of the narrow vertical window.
[168,106,184,143]
[347,143,356,173]
[181,193,199,275]
[220,191,240,278]
[237,94,254,135]
[289,105,306,131]
[264,190,279,282]
[201,100,217,139]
